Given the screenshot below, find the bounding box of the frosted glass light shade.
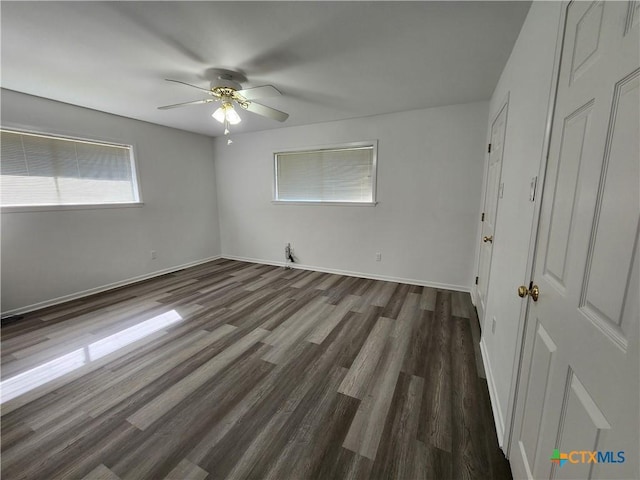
[226,107,242,125]
[212,107,226,123]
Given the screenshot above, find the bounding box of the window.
[1,129,141,209]
[274,141,377,205]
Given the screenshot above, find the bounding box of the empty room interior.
[1,1,638,479]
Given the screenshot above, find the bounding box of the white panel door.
[509,2,639,479]
[477,102,507,325]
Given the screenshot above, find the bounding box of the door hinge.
[481,212,485,222]
[488,143,492,153]
[529,176,538,202]
[475,276,479,285]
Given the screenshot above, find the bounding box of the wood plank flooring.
[1,259,511,480]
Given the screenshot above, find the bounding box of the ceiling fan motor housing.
[212,74,242,91]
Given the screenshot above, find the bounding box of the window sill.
[271,201,377,207]
[1,202,144,213]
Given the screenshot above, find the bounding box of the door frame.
[503,1,569,458]
[473,92,509,328]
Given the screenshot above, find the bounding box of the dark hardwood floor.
[1,259,511,480]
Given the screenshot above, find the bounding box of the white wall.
[214,101,488,290]
[474,1,563,446]
[1,90,221,314]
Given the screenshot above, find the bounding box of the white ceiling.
[1,1,531,137]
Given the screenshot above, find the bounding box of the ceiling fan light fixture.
[212,102,242,125]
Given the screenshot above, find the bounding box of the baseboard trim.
[470,287,478,307]
[480,337,506,448]
[221,254,470,293]
[1,255,222,318]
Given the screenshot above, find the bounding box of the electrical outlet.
[151,250,157,260]
[492,317,497,334]
[375,252,382,262]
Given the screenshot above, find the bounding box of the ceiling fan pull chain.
[224,119,233,145]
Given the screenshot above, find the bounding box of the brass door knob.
[483,235,493,243]
[518,284,540,301]
[530,285,539,301]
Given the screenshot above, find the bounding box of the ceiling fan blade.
[244,101,289,122]
[157,98,215,110]
[165,79,214,95]
[236,85,281,100]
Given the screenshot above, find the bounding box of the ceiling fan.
[158,72,289,141]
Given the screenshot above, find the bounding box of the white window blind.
[274,143,376,204]
[1,129,140,207]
